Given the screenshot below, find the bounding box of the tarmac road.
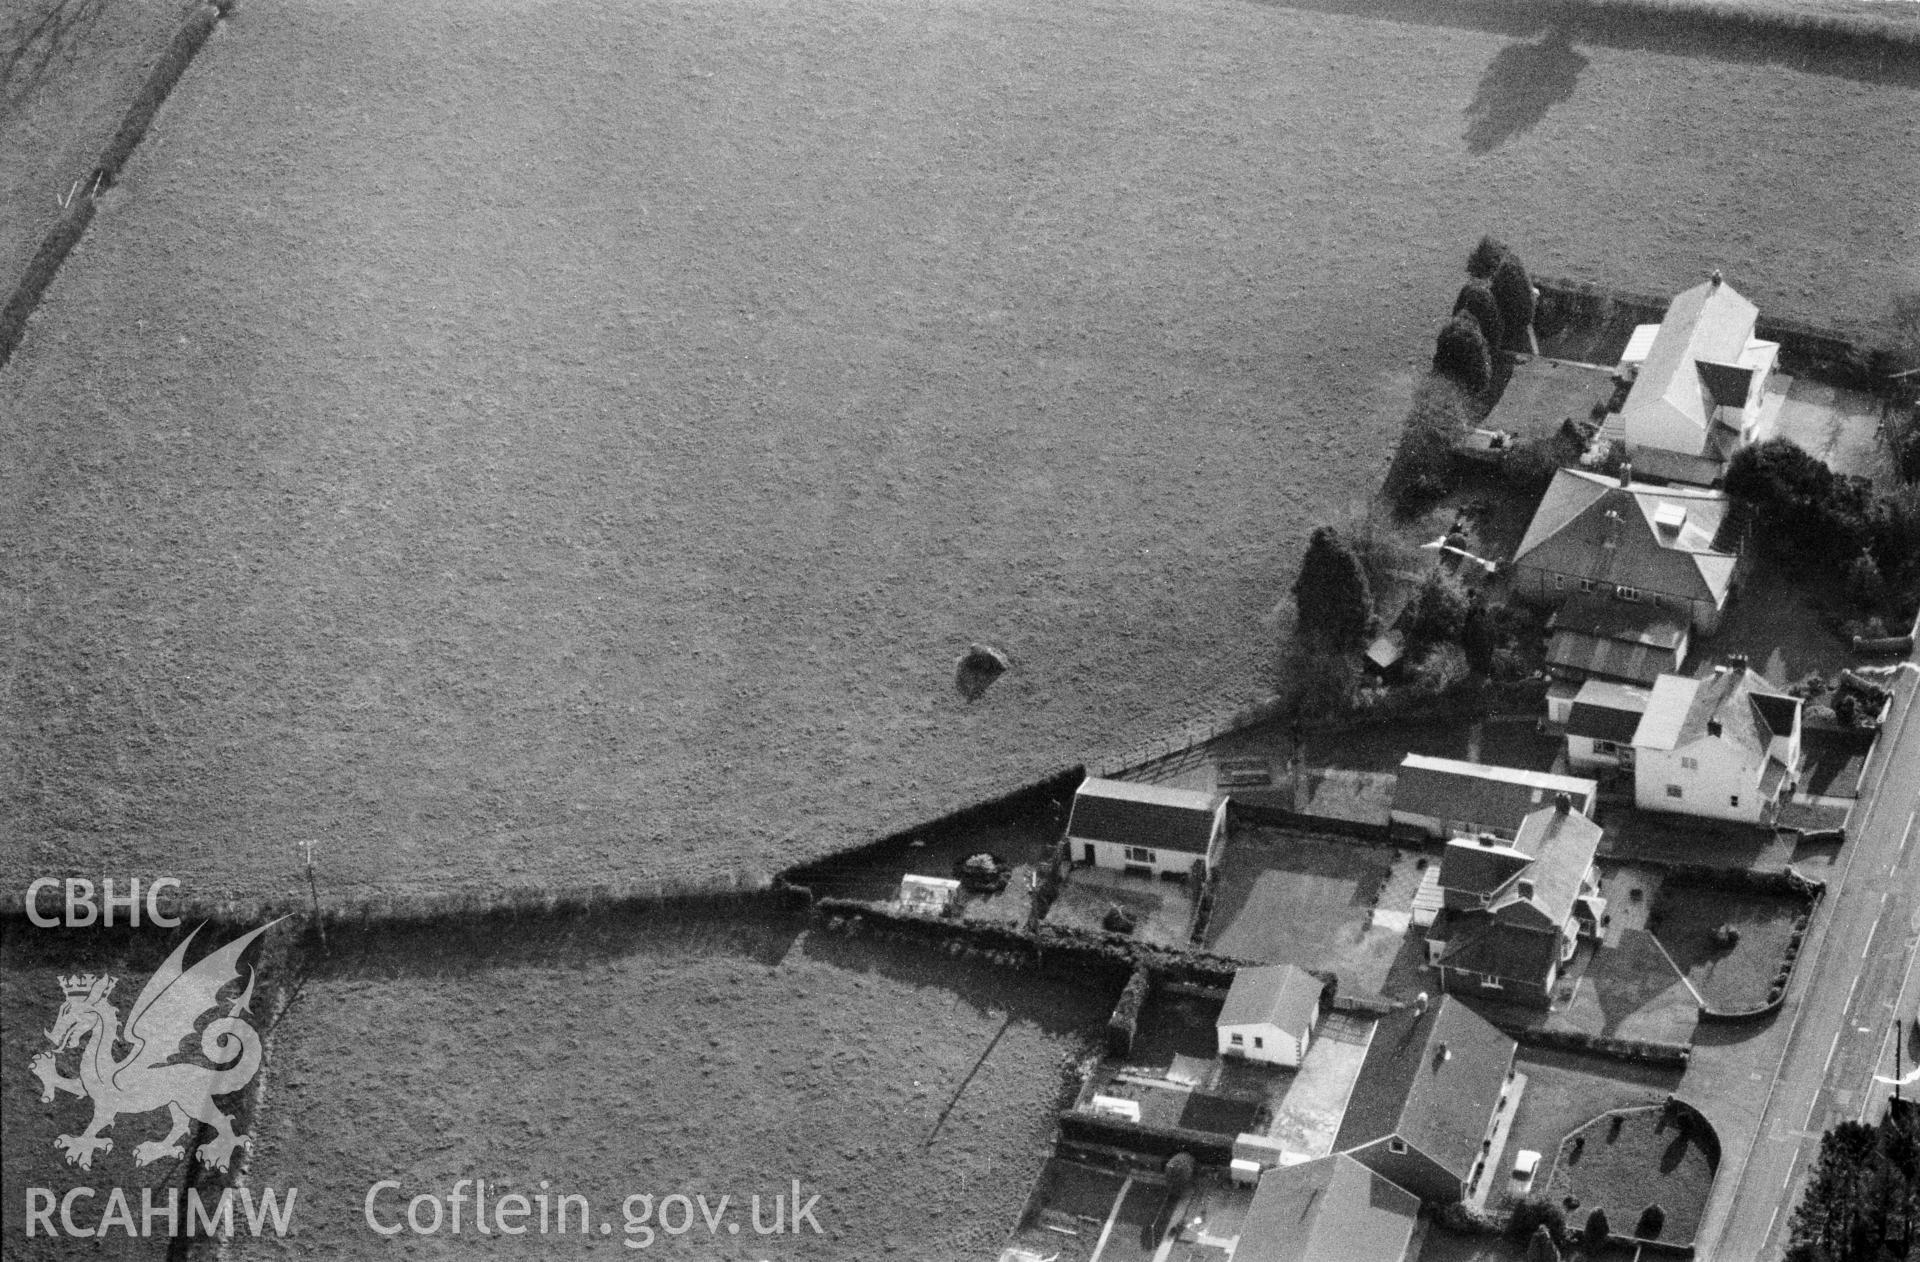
[1697,662,1920,1259]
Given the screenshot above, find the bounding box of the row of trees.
[1434,236,1537,393]
[1787,1105,1920,1261]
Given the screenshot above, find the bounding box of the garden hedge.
[1056,1111,1235,1166]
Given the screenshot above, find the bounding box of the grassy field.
[225,903,1109,1260]
[4,0,1919,909]
[0,0,198,294]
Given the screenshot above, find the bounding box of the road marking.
[1848,972,1863,1009]
[1825,1029,1843,1074]
[1766,1204,1781,1245]
[1806,1094,1822,1129]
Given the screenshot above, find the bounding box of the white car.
[1511,1150,1542,1192]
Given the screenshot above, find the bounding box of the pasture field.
[224,904,1109,1260]
[3,0,1918,907]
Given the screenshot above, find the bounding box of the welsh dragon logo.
[30,919,283,1173]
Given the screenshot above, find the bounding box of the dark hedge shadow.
[1464,27,1591,155]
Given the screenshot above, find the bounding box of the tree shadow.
[1463,27,1590,155]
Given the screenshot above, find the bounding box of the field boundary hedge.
[1501,1022,1692,1067]
[0,2,230,373]
[1055,1111,1235,1165]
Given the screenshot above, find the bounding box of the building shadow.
[1463,27,1591,155]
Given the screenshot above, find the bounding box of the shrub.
[1713,923,1742,949]
[1584,1208,1611,1245]
[1467,235,1511,279]
[1410,642,1471,697]
[1294,526,1375,652]
[1103,904,1137,935]
[1165,1151,1196,1191]
[1502,436,1562,489]
[1434,314,1493,392]
[1637,1204,1666,1239]
[1593,438,1631,479]
[1509,1198,1567,1247]
[1526,1224,1562,1262]
[1490,256,1537,352]
[1845,549,1890,613]
[1406,568,1471,650]
[1890,407,1920,484]
[1453,280,1505,351]
[1384,374,1477,517]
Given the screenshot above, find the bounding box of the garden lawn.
[1650,884,1805,1013]
[1547,1105,1717,1245]
[227,904,1110,1260]
[1489,1049,1680,1215]
[5,0,1919,907]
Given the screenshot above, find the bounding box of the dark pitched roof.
[1392,756,1597,835]
[1514,469,1738,608]
[1566,679,1652,743]
[1547,594,1690,648]
[1236,1154,1420,1262]
[1334,996,1516,1181]
[1219,963,1324,1035]
[1437,838,1532,898]
[1635,667,1800,760]
[1435,916,1564,988]
[1066,778,1220,855]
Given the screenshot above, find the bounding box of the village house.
[1616,273,1780,487]
[1511,467,1746,636]
[1064,777,1227,878]
[1424,797,1607,1007]
[1544,592,1690,691]
[1333,995,1519,1205]
[1631,661,1804,824]
[1561,678,1653,774]
[1216,963,1323,1068]
[1235,1153,1421,1262]
[1391,755,1597,842]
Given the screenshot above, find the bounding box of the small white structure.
[1088,1095,1141,1123]
[1066,777,1227,879]
[1217,963,1323,1067]
[1632,662,1803,824]
[897,874,960,914]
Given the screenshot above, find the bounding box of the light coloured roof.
[1622,276,1761,441]
[1219,963,1324,1034]
[1620,322,1661,367]
[1573,678,1654,713]
[1073,776,1219,812]
[1399,755,1597,797]
[1632,674,1700,750]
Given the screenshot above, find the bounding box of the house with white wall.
[1631,662,1803,824]
[1619,272,1779,487]
[1065,777,1226,878]
[1217,963,1323,1067]
[1563,679,1652,774]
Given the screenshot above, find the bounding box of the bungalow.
[1631,662,1804,825]
[1235,1154,1421,1262]
[1217,963,1324,1068]
[1425,798,1607,1007]
[1065,777,1227,879]
[1391,755,1597,842]
[1618,273,1779,487]
[1334,995,1518,1205]
[1511,467,1746,636]
[1545,593,1690,689]
[1563,679,1653,774]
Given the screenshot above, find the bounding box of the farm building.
[1617,273,1779,487]
[1235,1153,1420,1262]
[1544,593,1690,689]
[1562,678,1653,773]
[1065,777,1226,878]
[1333,995,1518,1206]
[1390,755,1597,842]
[1510,467,1746,636]
[1217,963,1323,1067]
[1425,797,1606,1006]
[1632,662,1803,824]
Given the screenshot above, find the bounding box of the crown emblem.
[59,974,111,997]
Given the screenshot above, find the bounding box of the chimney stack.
[1554,792,1572,816]
[1727,653,1749,672]
[1710,269,1723,289]
[1619,460,1632,487]
[1517,879,1536,901]
[1707,719,1722,738]
[1413,991,1430,1017]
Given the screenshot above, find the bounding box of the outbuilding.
[1217,963,1323,1067]
[1066,777,1227,879]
